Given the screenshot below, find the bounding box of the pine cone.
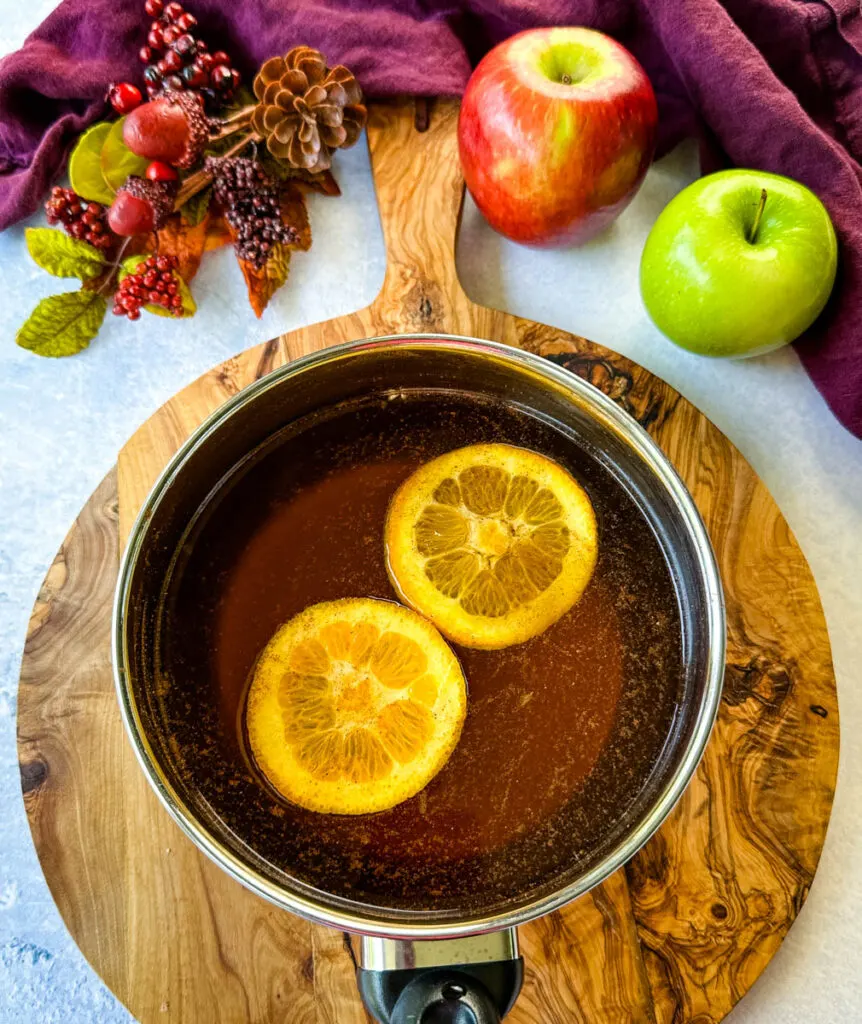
[252,46,367,173]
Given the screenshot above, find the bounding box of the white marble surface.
[1,10,861,1024]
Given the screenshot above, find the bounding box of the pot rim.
[112,333,725,940]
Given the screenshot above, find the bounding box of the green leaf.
[258,150,291,182]
[69,122,115,204]
[218,86,256,121]
[180,187,212,227]
[120,254,152,276]
[101,117,150,193]
[232,85,256,109]
[16,290,108,357]
[119,255,197,318]
[25,228,107,280]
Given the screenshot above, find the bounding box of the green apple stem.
[748,188,768,244]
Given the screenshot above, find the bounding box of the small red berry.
[196,40,208,53]
[139,46,154,64]
[162,49,183,73]
[144,0,163,16]
[146,161,179,182]
[164,1,184,20]
[147,28,164,50]
[173,33,196,57]
[108,82,142,115]
[211,51,230,67]
[166,282,179,295]
[164,75,184,92]
[69,221,86,239]
[229,68,241,90]
[211,65,233,90]
[175,12,196,31]
[181,64,208,88]
[163,24,182,44]
[156,59,169,75]
[198,53,214,72]
[156,255,174,271]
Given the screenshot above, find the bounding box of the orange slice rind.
[385,444,598,649]
[245,598,467,815]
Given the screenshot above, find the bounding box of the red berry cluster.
[140,0,240,108]
[45,187,114,251]
[113,253,184,320]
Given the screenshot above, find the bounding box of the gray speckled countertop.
[2,9,861,1023]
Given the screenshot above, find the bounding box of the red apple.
[458,27,658,247]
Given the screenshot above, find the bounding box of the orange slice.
[385,444,598,649]
[245,598,467,815]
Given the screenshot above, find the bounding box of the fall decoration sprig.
[15,3,366,359]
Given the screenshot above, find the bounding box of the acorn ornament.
[251,46,366,173]
[123,90,208,169]
[107,175,177,236]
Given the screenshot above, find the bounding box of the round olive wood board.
[18,99,839,1024]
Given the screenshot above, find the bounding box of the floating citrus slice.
[246,598,467,815]
[385,444,598,649]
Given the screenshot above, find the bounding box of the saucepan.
[113,335,725,1023]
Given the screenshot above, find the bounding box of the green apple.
[640,169,838,358]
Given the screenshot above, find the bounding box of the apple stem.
[748,188,768,244]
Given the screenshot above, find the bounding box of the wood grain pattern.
[18,98,838,1024]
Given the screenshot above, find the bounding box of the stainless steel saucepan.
[113,335,725,1023]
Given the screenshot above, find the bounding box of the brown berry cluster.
[207,156,297,268]
[45,187,114,251]
[140,0,240,108]
[113,253,184,320]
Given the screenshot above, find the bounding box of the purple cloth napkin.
[2,0,861,437]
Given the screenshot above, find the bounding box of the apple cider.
[157,388,684,911]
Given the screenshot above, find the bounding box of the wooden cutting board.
[18,98,839,1024]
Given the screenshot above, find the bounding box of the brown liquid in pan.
[157,390,683,911]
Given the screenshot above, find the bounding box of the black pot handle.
[356,931,523,1024]
[392,968,503,1023]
